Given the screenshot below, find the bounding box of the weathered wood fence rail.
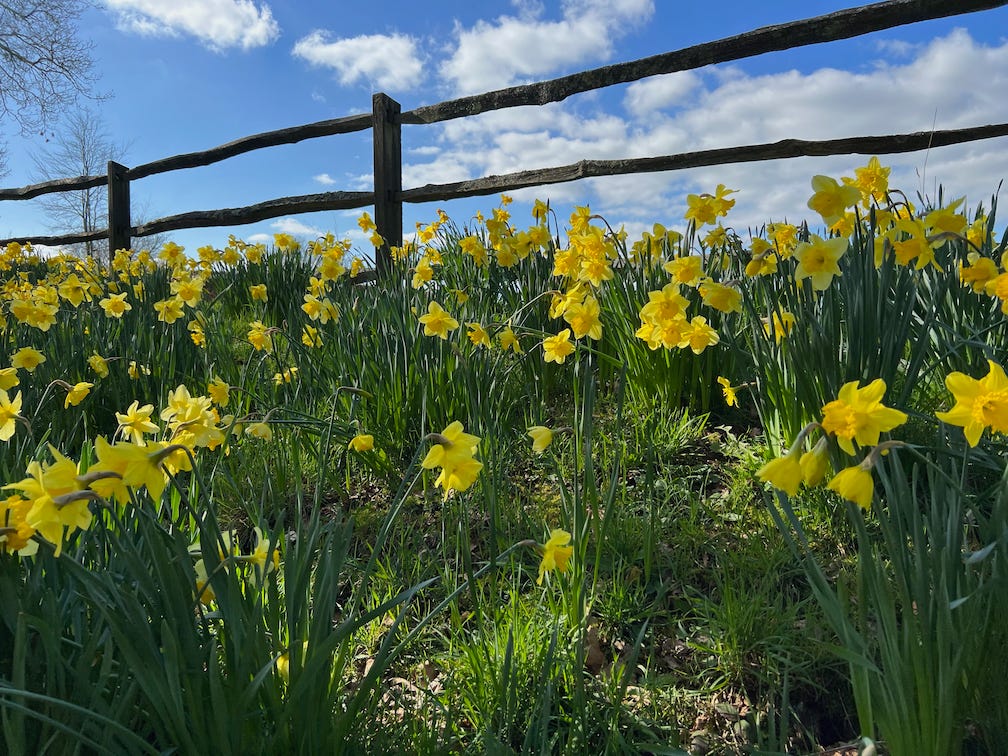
[2,0,1006,275]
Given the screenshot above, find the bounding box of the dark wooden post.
[107,161,131,263]
[372,93,402,278]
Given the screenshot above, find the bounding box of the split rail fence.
[2,0,1007,277]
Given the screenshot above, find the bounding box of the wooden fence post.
[372,93,402,278]
[107,161,131,263]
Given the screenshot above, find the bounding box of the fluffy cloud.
[623,72,701,118]
[410,29,1008,231]
[313,173,336,186]
[103,0,279,51]
[271,217,325,237]
[440,0,654,94]
[292,31,424,91]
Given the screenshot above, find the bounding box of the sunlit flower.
[99,292,132,318]
[274,233,298,252]
[64,381,93,408]
[170,276,204,307]
[11,347,45,372]
[820,379,907,455]
[924,197,967,236]
[250,283,268,302]
[466,322,491,348]
[542,329,575,364]
[421,421,483,498]
[959,253,999,293]
[717,377,737,407]
[679,316,719,354]
[0,368,20,390]
[88,353,109,379]
[417,301,459,339]
[762,311,796,344]
[245,422,273,441]
[799,438,830,488]
[207,377,230,407]
[527,426,553,453]
[301,324,322,348]
[537,529,573,585]
[154,297,185,324]
[6,446,92,555]
[273,367,298,385]
[663,255,704,286]
[827,463,875,510]
[685,184,736,227]
[0,390,23,441]
[698,281,741,313]
[850,156,890,206]
[348,433,374,452]
[794,234,848,290]
[411,256,435,288]
[563,294,602,341]
[247,320,272,353]
[756,451,803,497]
[498,325,523,353]
[116,401,159,444]
[807,175,861,227]
[935,359,1008,447]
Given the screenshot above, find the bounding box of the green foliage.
[2,173,1007,754]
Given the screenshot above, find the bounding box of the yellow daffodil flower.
[348,434,374,453]
[820,379,907,455]
[935,360,1008,447]
[794,234,848,291]
[64,382,93,408]
[537,529,574,585]
[717,377,737,408]
[0,389,23,441]
[417,301,459,340]
[827,463,875,510]
[756,451,803,497]
[542,329,575,364]
[527,426,553,454]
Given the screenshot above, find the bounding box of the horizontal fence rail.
[400,124,1008,204]
[401,0,1008,125]
[1,0,1006,263]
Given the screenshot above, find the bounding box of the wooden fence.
[2,0,1007,277]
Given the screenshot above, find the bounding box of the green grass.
[2,179,1007,754]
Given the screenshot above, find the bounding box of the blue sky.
[1,0,1007,255]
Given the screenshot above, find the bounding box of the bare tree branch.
[0,0,98,173]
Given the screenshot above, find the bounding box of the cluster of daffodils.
[632,187,741,354]
[759,361,1008,509]
[420,421,483,499]
[757,378,907,509]
[0,383,244,556]
[405,192,737,366]
[411,198,548,352]
[241,232,353,363]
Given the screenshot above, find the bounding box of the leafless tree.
[0,0,98,172]
[31,108,122,258]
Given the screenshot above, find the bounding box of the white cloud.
[292,31,424,91]
[271,217,325,237]
[410,29,1008,232]
[313,173,336,186]
[440,0,654,94]
[623,72,701,117]
[103,0,279,51]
